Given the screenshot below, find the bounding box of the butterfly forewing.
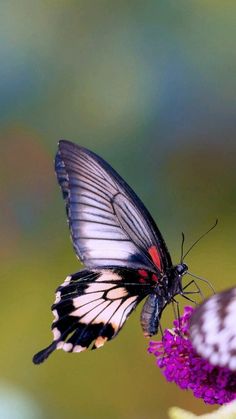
[33,269,153,364]
[55,140,172,272]
[190,287,236,370]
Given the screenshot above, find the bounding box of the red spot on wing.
[138,269,149,284]
[138,269,148,278]
[148,245,162,271]
[152,273,158,282]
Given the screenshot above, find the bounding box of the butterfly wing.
[55,140,172,272]
[190,287,236,370]
[33,268,153,364]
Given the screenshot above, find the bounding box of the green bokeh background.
[1,1,236,418]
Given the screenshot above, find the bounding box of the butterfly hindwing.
[33,268,154,364]
[55,140,172,272]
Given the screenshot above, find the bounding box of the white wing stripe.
[110,296,137,330]
[73,291,104,307]
[76,186,111,203]
[78,161,116,188]
[72,299,105,317]
[75,193,112,210]
[77,168,117,191]
[76,179,111,199]
[80,300,111,323]
[73,218,119,228]
[78,206,114,220]
[80,223,127,240]
[115,198,151,245]
[85,282,116,292]
[92,300,122,325]
[70,200,112,215]
[117,208,149,249]
[79,155,116,184]
[83,240,137,259]
[78,154,107,175]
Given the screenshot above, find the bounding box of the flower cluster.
[148,306,236,405]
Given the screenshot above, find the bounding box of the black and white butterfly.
[33,140,189,364]
[190,287,236,371]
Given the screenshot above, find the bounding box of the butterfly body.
[141,263,188,337]
[33,140,187,364]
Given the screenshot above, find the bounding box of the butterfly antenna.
[187,272,215,294]
[180,232,185,263]
[182,219,218,261]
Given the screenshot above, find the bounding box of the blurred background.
[1,1,236,418]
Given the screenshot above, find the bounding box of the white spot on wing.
[52,309,59,322]
[78,210,115,224]
[80,300,110,323]
[79,194,111,211]
[120,300,137,328]
[85,282,115,293]
[73,345,86,353]
[94,336,108,348]
[55,291,61,303]
[110,296,137,331]
[73,291,104,307]
[52,327,61,340]
[63,343,73,352]
[85,240,136,261]
[61,275,72,287]
[97,271,122,282]
[81,222,124,240]
[71,298,105,317]
[57,341,64,349]
[107,287,128,299]
[92,300,122,327]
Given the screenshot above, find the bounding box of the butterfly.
[33,140,188,364]
[190,287,236,371]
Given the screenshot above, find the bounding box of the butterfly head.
[163,263,188,300]
[175,263,188,276]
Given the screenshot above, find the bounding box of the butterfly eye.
[176,264,188,275]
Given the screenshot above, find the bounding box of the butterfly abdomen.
[140,294,166,337]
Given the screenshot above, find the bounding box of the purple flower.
[148,306,236,405]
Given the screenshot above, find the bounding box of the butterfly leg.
[171,298,180,327]
[180,294,197,305]
[182,279,205,300]
[171,297,185,335]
